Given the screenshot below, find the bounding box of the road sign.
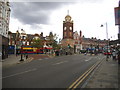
[115,7,120,25]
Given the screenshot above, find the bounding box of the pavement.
[1,54,119,88]
[83,56,119,88]
[0,54,53,68]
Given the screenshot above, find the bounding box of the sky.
[9,0,119,40]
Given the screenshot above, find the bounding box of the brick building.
[61,12,107,53]
[8,29,55,54]
[61,12,74,48]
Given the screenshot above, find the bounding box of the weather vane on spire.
[67,10,69,15]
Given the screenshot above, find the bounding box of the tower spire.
[67,10,69,15]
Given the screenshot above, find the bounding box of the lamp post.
[101,22,109,61]
[118,26,120,42]
[20,36,24,61]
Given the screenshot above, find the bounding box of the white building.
[73,31,82,53]
[0,0,11,37]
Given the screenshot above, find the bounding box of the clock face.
[65,15,71,22]
[64,27,66,30]
[67,17,70,21]
[70,27,72,30]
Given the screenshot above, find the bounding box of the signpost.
[114,1,120,44]
[114,7,120,25]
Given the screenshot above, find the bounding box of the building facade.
[8,29,55,54]
[0,0,11,37]
[73,31,81,52]
[82,37,107,50]
[0,0,10,59]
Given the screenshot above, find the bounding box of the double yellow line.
[67,59,104,90]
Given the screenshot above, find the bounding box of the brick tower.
[63,11,73,39]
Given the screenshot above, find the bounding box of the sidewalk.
[83,57,119,88]
[1,54,53,68]
[1,55,30,68]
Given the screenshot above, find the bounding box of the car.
[103,52,112,55]
[80,50,86,53]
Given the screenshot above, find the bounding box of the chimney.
[80,30,82,44]
[80,30,82,38]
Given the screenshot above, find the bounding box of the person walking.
[112,50,116,61]
[26,54,28,59]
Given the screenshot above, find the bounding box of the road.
[2,54,105,88]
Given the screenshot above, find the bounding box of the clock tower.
[63,11,73,39]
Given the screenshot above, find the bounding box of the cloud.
[10,2,73,25]
[10,0,104,25]
[10,0,103,25]
[10,0,103,3]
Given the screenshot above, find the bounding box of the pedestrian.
[84,51,87,55]
[26,54,28,59]
[112,50,116,61]
[66,51,68,55]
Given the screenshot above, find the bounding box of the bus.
[21,45,52,54]
[21,45,35,54]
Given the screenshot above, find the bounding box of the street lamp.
[20,36,24,61]
[101,22,108,40]
[101,22,109,61]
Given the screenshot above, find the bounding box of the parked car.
[80,50,86,53]
[103,51,112,55]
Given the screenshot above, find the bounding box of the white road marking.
[38,59,43,61]
[52,61,68,65]
[1,68,37,79]
[85,57,93,62]
[85,56,103,62]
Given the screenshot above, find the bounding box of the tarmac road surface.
[2,54,104,88]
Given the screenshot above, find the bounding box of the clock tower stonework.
[61,12,74,48]
[63,13,73,39]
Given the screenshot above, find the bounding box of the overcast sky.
[9,0,119,40]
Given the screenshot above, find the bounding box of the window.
[64,27,66,30]
[27,42,29,45]
[69,27,72,30]
[70,32,72,37]
[23,41,26,45]
[35,36,39,40]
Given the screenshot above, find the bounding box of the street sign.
[114,7,120,25]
